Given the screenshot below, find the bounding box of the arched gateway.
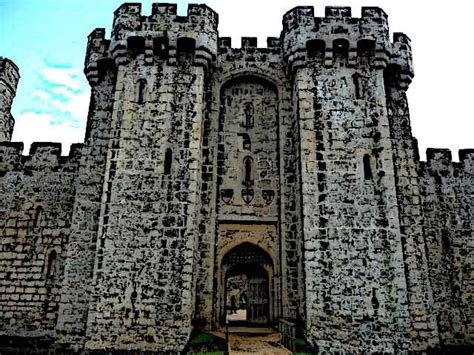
[219,243,274,326]
[210,74,284,329]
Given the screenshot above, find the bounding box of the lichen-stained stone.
[0,3,472,354]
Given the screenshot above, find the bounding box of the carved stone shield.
[241,188,254,204]
[262,190,275,205]
[221,189,234,205]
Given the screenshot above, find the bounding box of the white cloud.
[33,90,51,101]
[50,89,90,125]
[40,66,83,91]
[52,86,75,98]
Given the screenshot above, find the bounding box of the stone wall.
[193,37,302,328]
[0,142,81,339]
[294,66,412,352]
[217,80,279,218]
[420,149,473,347]
[55,68,116,351]
[82,62,206,352]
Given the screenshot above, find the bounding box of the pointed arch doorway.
[218,242,274,326]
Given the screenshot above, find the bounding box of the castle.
[0,3,472,353]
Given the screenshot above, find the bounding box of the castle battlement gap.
[0,3,472,354]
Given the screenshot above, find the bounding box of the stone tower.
[55,3,218,351]
[280,7,438,351]
[0,3,472,354]
[0,57,20,141]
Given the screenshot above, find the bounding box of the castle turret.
[282,6,390,74]
[57,3,218,352]
[281,6,437,351]
[0,57,20,141]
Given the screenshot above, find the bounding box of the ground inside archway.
[210,329,291,354]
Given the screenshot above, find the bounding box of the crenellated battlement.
[84,3,219,82]
[0,142,23,171]
[151,3,177,16]
[84,29,111,86]
[459,149,474,172]
[0,142,83,173]
[459,149,474,163]
[426,148,453,168]
[388,33,414,89]
[282,6,315,32]
[422,148,474,174]
[325,6,352,18]
[217,36,282,64]
[107,2,218,70]
[281,6,392,73]
[112,2,219,30]
[82,3,411,82]
[218,37,281,50]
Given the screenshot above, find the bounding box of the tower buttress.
[0,57,20,141]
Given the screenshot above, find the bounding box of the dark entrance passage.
[221,243,273,326]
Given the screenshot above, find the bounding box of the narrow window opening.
[243,102,254,128]
[353,73,363,99]
[244,157,253,183]
[441,231,451,252]
[153,37,169,59]
[363,154,372,180]
[164,148,172,175]
[371,288,380,310]
[128,36,145,57]
[239,133,251,150]
[34,206,43,227]
[177,37,196,63]
[357,39,375,64]
[333,39,349,66]
[245,159,252,182]
[307,39,325,60]
[46,250,57,278]
[137,79,147,104]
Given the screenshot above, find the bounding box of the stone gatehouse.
[0,3,472,353]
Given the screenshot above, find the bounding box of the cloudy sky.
[1,0,472,159]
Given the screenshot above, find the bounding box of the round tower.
[0,57,20,142]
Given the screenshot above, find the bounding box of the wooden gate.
[247,274,269,324]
